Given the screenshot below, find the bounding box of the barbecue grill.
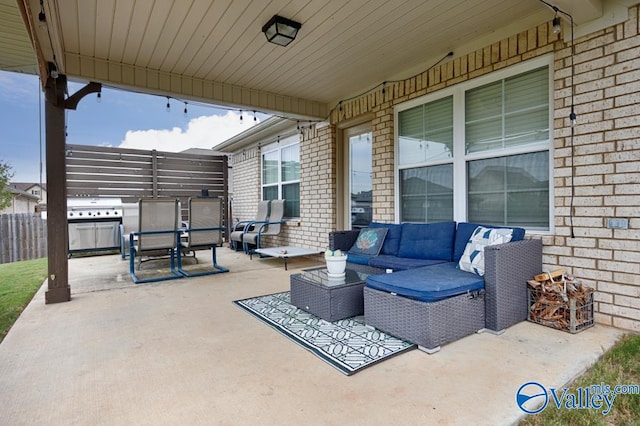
[67,197,123,255]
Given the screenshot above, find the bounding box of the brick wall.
[228,5,640,331]
[550,6,640,331]
[230,147,261,223]
[231,126,336,252]
[321,6,640,331]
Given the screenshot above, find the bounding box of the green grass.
[520,333,640,425]
[0,257,48,343]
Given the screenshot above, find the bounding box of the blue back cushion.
[397,221,456,260]
[369,222,402,256]
[453,222,526,262]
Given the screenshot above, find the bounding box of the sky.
[0,70,266,183]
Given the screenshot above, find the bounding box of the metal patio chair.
[229,200,270,251]
[120,202,139,259]
[242,199,285,254]
[177,197,229,277]
[129,198,182,284]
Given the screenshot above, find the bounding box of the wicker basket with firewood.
[527,269,594,333]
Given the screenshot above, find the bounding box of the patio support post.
[44,73,71,304]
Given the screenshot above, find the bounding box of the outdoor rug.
[233,291,416,375]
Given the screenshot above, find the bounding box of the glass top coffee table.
[290,267,371,321]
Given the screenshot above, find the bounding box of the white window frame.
[261,134,301,219]
[394,55,554,233]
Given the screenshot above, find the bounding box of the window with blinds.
[465,66,549,154]
[398,96,453,165]
[396,60,551,230]
[262,138,300,218]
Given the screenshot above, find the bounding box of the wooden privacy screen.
[65,144,229,237]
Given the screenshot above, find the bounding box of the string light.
[183,101,188,117]
[166,97,171,112]
[331,51,453,116]
[552,9,561,34]
[96,92,101,103]
[539,0,577,237]
[253,111,257,122]
[239,110,243,122]
[38,0,45,21]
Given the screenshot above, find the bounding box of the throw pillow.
[458,226,513,276]
[349,227,388,256]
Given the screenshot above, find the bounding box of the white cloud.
[0,71,39,104]
[118,110,257,152]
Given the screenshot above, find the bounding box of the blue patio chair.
[177,197,229,276]
[129,198,182,284]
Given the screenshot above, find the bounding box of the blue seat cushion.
[369,222,402,256]
[453,222,526,262]
[365,262,485,303]
[397,221,456,261]
[368,255,448,271]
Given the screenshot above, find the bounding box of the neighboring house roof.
[10,182,47,192]
[215,117,296,152]
[6,187,40,201]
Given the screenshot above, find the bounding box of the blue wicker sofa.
[329,222,542,353]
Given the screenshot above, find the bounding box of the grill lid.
[67,197,123,219]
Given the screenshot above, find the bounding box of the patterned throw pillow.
[349,228,388,256]
[458,226,513,276]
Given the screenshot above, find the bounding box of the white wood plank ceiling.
[4,0,608,119]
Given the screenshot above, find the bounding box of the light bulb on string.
[552,9,561,34]
[97,92,101,103]
[239,110,243,122]
[183,102,188,117]
[253,111,257,122]
[166,97,171,112]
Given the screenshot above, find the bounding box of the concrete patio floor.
[0,248,625,425]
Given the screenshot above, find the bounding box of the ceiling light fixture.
[262,15,301,47]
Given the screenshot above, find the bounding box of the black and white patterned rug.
[234,291,416,376]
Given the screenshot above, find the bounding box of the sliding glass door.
[344,125,373,229]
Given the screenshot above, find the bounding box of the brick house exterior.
[221,5,640,332]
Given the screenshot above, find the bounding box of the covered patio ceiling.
[1,0,606,120]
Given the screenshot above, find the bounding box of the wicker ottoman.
[290,267,370,321]
[363,286,485,353]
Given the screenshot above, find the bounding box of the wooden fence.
[0,214,47,264]
[65,144,229,230]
